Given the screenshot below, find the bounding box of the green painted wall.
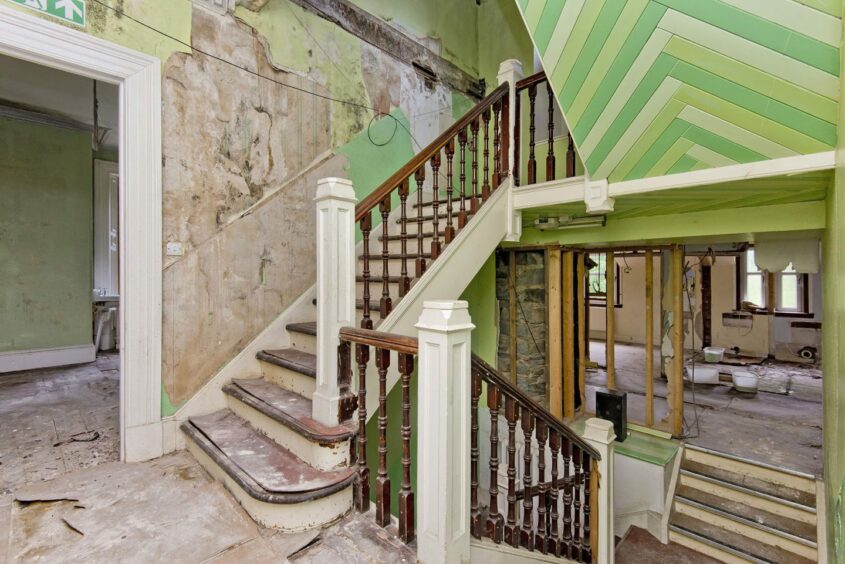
[515,0,841,181]
[478,0,536,88]
[0,118,93,353]
[823,12,845,560]
[461,253,498,365]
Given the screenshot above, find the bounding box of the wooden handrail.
[355,82,510,222]
[515,70,547,91]
[339,326,418,355]
[471,354,601,460]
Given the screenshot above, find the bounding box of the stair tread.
[396,210,475,223]
[286,321,317,337]
[184,410,355,497]
[669,524,771,564]
[679,469,816,514]
[380,231,446,241]
[225,378,354,444]
[674,490,817,545]
[671,505,815,563]
[257,348,317,378]
[358,252,433,260]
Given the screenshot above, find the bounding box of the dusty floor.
[585,341,823,476]
[615,526,718,563]
[0,355,121,494]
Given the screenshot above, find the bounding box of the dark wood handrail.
[471,354,601,460]
[515,70,547,91]
[339,326,419,355]
[355,82,510,222]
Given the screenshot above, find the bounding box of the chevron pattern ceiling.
[516,0,841,182]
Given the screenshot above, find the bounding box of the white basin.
[685,366,720,384]
[732,370,759,393]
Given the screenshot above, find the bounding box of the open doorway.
[0,6,164,464]
[0,54,121,490]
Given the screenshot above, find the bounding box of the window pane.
[783,262,796,273]
[780,274,798,310]
[589,253,606,294]
[746,274,763,306]
[747,249,759,273]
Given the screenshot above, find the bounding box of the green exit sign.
[9,0,85,26]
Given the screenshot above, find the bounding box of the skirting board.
[0,344,96,373]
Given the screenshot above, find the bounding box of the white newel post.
[313,177,357,426]
[416,301,475,564]
[497,58,524,242]
[584,418,616,564]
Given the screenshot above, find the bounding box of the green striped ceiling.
[520,170,831,223]
[516,0,841,182]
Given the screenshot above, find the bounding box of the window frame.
[736,250,811,318]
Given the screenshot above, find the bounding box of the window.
[739,249,809,315]
[587,253,621,307]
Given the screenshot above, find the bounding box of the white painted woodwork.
[313,178,357,425]
[94,159,120,299]
[583,418,616,564]
[512,176,585,210]
[0,344,95,373]
[584,178,614,214]
[415,301,475,564]
[497,59,524,242]
[0,5,163,462]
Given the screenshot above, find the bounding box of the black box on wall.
[595,388,627,442]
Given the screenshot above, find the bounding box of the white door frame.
[0,5,163,462]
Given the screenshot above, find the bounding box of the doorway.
[0,5,163,463]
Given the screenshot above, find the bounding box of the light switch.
[166,242,184,256]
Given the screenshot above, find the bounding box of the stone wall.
[496,251,548,406]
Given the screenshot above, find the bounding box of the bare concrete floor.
[585,341,823,476]
[0,355,121,494]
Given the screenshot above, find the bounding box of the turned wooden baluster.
[481,109,491,201]
[397,179,411,297]
[572,445,583,558]
[379,195,392,319]
[470,368,482,539]
[397,352,415,543]
[415,166,426,277]
[546,82,556,182]
[548,430,561,556]
[562,439,573,558]
[337,341,356,423]
[486,384,504,542]
[470,118,480,213]
[458,128,468,228]
[430,152,442,260]
[444,140,456,244]
[520,407,534,550]
[375,347,391,527]
[582,451,592,563]
[527,84,537,185]
[566,133,576,178]
[493,100,502,189]
[504,396,519,547]
[535,420,548,553]
[354,343,370,511]
[513,89,521,186]
[360,213,373,330]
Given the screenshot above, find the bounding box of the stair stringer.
[165,284,316,452]
[360,179,511,419]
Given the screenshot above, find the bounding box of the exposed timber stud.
[576,252,586,412]
[562,250,575,420]
[509,250,517,385]
[605,252,615,390]
[547,247,563,419]
[645,250,655,428]
[672,246,684,436]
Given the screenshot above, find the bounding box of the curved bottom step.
[182,412,354,532]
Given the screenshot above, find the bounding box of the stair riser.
[260,361,316,400]
[185,437,353,531]
[678,473,816,527]
[683,448,816,497]
[288,332,316,355]
[226,394,349,471]
[356,280,403,300]
[668,530,751,564]
[673,500,817,561]
[367,235,438,255]
[357,258,431,278]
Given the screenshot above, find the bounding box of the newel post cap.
[315,177,357,203]
[415,300,475,333]
[584,417,616,445]
[497,59,524,83]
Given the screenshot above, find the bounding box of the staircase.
[668,444,819,563]
[180,82,513,533]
